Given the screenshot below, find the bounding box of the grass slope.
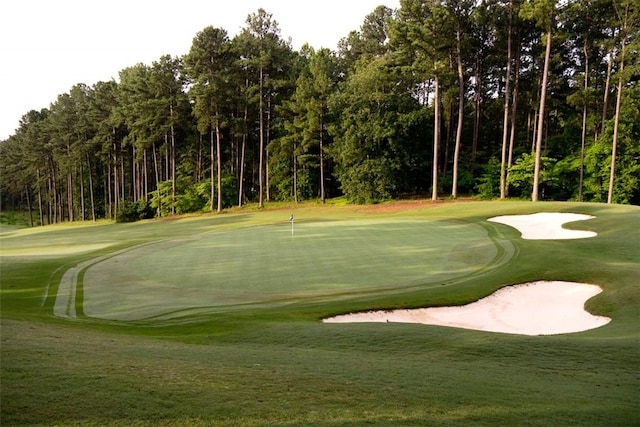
[1,200,639,426]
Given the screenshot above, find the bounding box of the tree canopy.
[2,1,638,224]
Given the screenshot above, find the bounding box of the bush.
[474,157,501,200]
[115,199,155,223]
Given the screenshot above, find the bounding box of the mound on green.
[60,218,509,321]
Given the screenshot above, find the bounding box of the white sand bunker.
[487,212,597,239]
[323,281,611,335]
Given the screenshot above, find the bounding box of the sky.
[0,0,399,141]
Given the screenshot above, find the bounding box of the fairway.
[75,218,505,320]
[2,201,638,426]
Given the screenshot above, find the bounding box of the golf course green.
[66,218,508,321]
[1,200,638,426]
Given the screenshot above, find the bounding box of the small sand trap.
[323,281,611,335]
[487,212,597,240]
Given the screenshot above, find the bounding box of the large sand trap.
[323,281,611,335]
[487,212,597,239]
[324,212,607,335]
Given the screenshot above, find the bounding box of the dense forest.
[1,0,638,225]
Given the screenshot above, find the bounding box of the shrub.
[115,199,155,223]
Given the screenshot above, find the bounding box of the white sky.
[0,0,399,141]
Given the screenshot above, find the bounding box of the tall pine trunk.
[506,40,521,196]
[608,10,628,204]
[25,185,33,227]
[452,22,464,199]
[216,118,222,213]
[532,29,552,202]
[472,57,482,165]
[79,160,85,221]
[579,42,589,202]
[319,111,326,203]
[36,168,44,226]
[258,66,265,208]
[86,154,95,221]
[432,76,440,201]
[170,103,176,215]
[210,128,215,211]
[152,142,161,217]
[500,0,513,199]
[600,51,613,139]
[66,142,74,222]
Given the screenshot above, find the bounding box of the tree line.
[1,0,638,225]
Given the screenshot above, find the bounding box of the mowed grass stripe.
[82,219,498,320]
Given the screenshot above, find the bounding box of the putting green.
[74,218,511,320]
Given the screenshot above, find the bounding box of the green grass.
[1,200,639,426]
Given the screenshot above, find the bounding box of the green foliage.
[150,179,210,216]
[329,55,426,204]
[583,85,640,204]
[1,0,638,228]
[115,199,155,223]
[474,157,501,199]
[338,158,398,204]
[176,179,211,214]
[508,152,558,199]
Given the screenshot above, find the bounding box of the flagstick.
[290,214,294,241]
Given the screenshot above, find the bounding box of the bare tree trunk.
[452,21,464,199]
[79,160,85,221]
[532,29,552,202]
[152,142,161,217]
[506,41,521,197]
[579,42,589,202]
[259,67,265,208]
[25,185,33,227]
[120,147,125,205]
[216,119,222,213]
[600,50,613,139]
[143,148,148,202]
[293,143,298,203]
[266,96,272,202]
[170,103,176,215]
[238,93,248,208]
[85,155,95,221]
[608,14,627,204]
[239,137,246,207]
[66,143,74,222]
[36,168,44,226]
[106,164,112,219]
[210,128,215,211]
[432,76,440,201]
[500,0,513,199]
[472,57,481,166]
[319,112,326,203]
[197,133,203,182]
[132,144,137,202]
[608,76,623,204]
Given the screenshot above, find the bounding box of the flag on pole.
[289,214,294,238]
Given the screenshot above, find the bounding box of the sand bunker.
[323,281,611,335]
[487,212,597,239]
[324,213,607,335]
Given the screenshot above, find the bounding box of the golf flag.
[289,214,294,238]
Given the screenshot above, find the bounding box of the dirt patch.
[358,198,476,214]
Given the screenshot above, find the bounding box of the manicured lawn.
[79,218,502,320]
[1,200,638,426]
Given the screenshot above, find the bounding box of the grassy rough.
[1,200,639,426]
